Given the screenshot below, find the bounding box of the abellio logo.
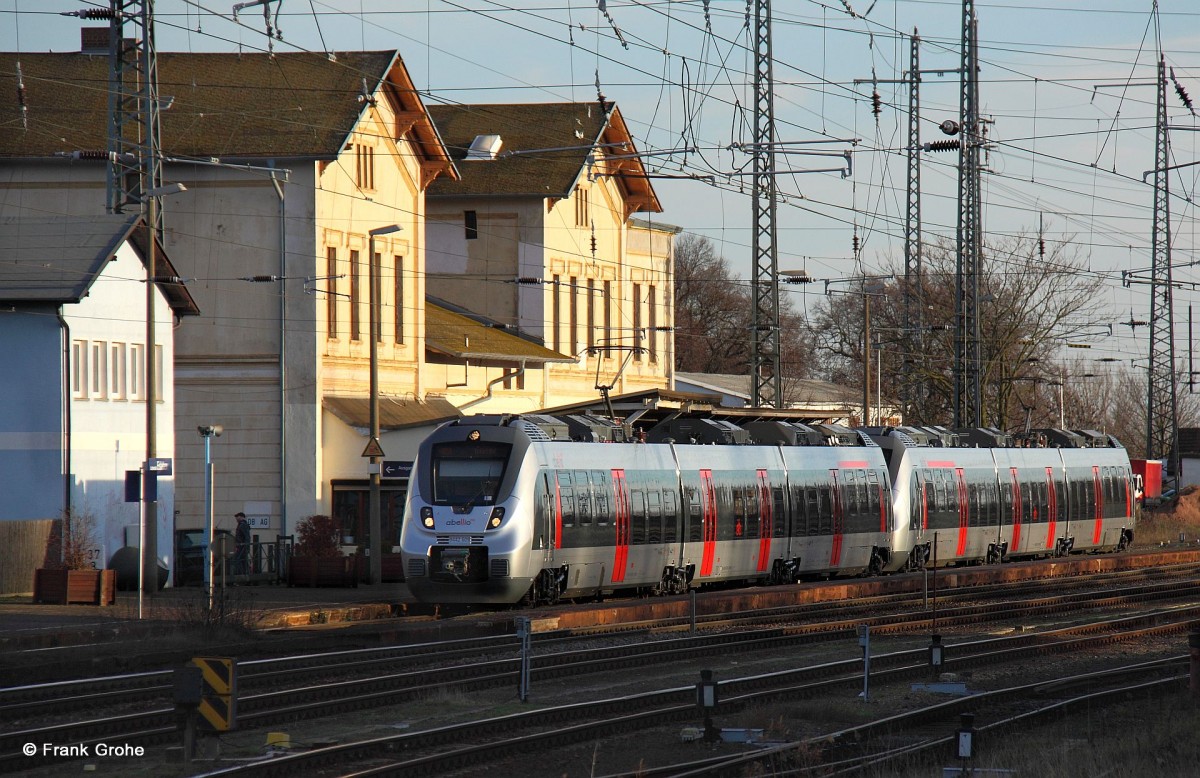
[443,517,473,526]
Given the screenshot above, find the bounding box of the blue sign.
[382,460,413,479]
[148,457,173,475]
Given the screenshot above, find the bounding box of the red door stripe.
[756,470,771,572]
[611,469,629,583]
[1010,469,1022,553]
[554,477,563,549]
[1092,466,1103,545]
[829,470,843,567]
[955,468,969,557]
[700,470,716,577]
[1045,467,1057,550]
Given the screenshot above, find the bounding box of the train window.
[574,470,592,525]
[430,441,511,505]
[593,470,610,525]
[818,484,833,535]
[804,484,820,536]
[663,490,678,544]
[772,487,786,537]
[647,491,662,543]
[867,471,881,528]
[630,489,647,544]
[686,486,703,542]
[557,471,575,526]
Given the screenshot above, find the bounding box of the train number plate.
[449,535,471,545]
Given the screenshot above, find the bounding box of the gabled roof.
[0,50,455,178]
[426,102,661,214]
[425,298,575,363]
[0,215,199,316]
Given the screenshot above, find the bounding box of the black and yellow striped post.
[190,657,237,731]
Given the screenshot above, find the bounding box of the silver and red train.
[398,414,1135,605]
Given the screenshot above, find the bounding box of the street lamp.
[368,224,402,585]
[198,425,223,611]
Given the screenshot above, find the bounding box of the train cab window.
[647,491,662,543]
[663,490,678,544]
[430,441,511,505]
[574,470,592,525]
[631,489,647,544]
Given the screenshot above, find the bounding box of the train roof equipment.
[954,427,1014,448]
[561,414,628,443]
[509,414,571,441]
[740,420,828,446]
[646,417,750,445]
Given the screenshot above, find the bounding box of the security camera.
[197,425,223,437]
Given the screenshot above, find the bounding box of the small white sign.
[247,515,271,529]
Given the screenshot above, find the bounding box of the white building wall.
[64,240,177,575]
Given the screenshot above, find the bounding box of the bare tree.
[810,232,1111,429]
[673,233,814,384]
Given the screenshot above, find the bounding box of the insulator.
[244,275,278,283]
[71,150,113,161]
[871,91,881,117]
[852,234,860,254]
[515,277,543,285]
[1038,238,1045,258]
[63,8,116,19]
[922,139,960,152]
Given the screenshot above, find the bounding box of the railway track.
[5,569,1200,774]
[178,612,1197,777]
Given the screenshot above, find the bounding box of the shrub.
[294,514,341,558]
[62,508,100,570]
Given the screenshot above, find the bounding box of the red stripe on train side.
[955,468,969,556]
[879,481,888,532]
[1010,468,1022,553]
[1045,467,1057,550]
[700,469,716,577]
[927,460,957,468]
[554,478,563,550]
[1092,466,1103,545]
[611,469,629,583]
[829,470,843,567]
[756,470,771,573]
[839,460,869,468]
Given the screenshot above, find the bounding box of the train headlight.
[420,506,434,529]
[488,507,505,529]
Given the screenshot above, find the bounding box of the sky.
[3,0,1200,372]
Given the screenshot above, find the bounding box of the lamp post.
[367,225,402,585]
[143,182,187,600]
[198,425,223,612]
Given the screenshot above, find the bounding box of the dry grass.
[1138,485,1200,547]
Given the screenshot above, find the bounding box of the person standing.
[234,512,251,576]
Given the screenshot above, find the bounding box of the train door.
[1092,466,1104,545]
[542,472,558,564]
[829,470,844,567]
[954,468,969,557]
[611,469,630,583]
[1009,468,1023,554]
[1045,467,1058,550]
[699,469,717,577]
[756,469,771,572]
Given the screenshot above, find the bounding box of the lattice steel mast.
[750,0,782,408]
[903,30,923,422]
[1147,55,1179,491]
[953,1,982,428]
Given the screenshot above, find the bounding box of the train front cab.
[400,420,540,605]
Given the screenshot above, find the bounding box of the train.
[398,413,1136,605]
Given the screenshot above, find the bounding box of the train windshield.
[430,441,511,505]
